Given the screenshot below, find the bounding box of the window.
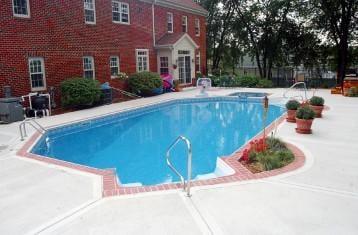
[182,16,187,32]
[84,0,96,24]
[112,1,130,24]
[160,57,169,75]
[13,0,30,17]
[196,51,201,72]
[136,49,149,72]
[167,12,173,33]
[195,18,200,36]
[83,56,95,79]
[110,56,120,78]
[28,57,46,91]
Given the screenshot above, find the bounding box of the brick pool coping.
[17,114,305,197]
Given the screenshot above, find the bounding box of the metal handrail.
[111,87,142,99]
[283,82,308,101]
[19,119,47,141]
[166,136,192,197]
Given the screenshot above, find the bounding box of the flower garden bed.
[239,137,295,174]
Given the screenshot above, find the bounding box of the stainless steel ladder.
[166,136,193,197]
[283,81,308,101]
[19,118,47,141]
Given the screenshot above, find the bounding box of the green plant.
[248,139,294,171]
[285,99,301,110]
[61,77,101,108]
[236,75,259,87]
[309,96,325,106]
[128,72,162,96]
[296,105,315,119]
[256,79,273,88]
[348,86,358,97]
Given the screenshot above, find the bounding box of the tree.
[308,0,357,89]
[230,0,299,79]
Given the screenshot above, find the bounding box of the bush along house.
[0,0,207,101]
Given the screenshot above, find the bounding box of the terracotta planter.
[286,110,297,123]
[295,118,314,134]
[310,105,324,118]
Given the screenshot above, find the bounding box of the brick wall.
[154,5,207,75]
[0,0,207,100]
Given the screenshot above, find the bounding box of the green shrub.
[285,99,301,110]
[296,105,315,119]
[236,75,259,87]
[309,96,325,106]
[61,78,101,108]
[128,72,162,96]
[256,79,273,88]
[348,87,358,97]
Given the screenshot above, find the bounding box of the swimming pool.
[31,97,285,186]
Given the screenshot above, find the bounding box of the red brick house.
[0,0,207,99]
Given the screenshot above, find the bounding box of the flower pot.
[286,110,297,123]
[295,118,313,134]
[310,105,324,118]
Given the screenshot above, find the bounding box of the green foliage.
[236,75,259,87]
[347,87,358,97]
[209,74,274,88]
[285,99,301,110]
[128,72,162,96]
[309,96,325,106]
[296,105,315,120]
[256,79,273,88]
[248,137,294,171]
[61,78,101,108]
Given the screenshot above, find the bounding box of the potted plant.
[285,99,301,123]
[295,105,315,134]
[173,80,182,92]
[309,96,325,118]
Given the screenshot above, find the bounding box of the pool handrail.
[19,118,47,141]
[166,135,192,197]
[283,82,308,101]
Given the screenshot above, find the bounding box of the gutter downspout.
[152,0,156,47]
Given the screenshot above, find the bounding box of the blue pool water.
[32,98,284,186]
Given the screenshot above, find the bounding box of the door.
[178,51,192,84]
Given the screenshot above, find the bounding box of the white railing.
[19,118,46,141]
[283,82,308,101]
[166,136,193,197]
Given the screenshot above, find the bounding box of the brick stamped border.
[17,113,305,197]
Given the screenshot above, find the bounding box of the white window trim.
[28,57,46,91]
[195,18,200,36]
[83,56,95,79]
[159,56,169,75]
[112,1,130,25]
[135,49,149,72]
[182,15,188,33]
[196,51,201,72]
[13,0,31,18]
[84,0,96,25]
[167,12,173,33]
[110,56,120,79]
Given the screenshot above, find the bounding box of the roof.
[155,0,208,16]
[164,0,207,12]
[156,32,186,46]
[156,32,199,48]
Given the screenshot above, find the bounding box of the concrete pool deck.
[0,88,357,234]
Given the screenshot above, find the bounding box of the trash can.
[0,97,24,123]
